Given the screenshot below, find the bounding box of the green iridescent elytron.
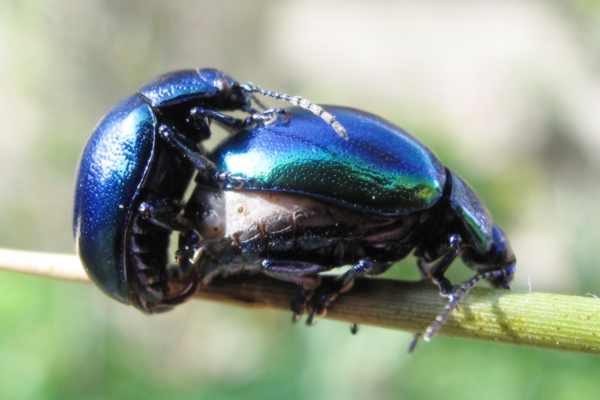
[213,106,447,216]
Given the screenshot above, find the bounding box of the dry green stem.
[1,248,599,354]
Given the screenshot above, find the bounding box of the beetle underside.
[193,190,420,266]
[177,189,427,318]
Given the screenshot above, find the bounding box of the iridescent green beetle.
[160,105,516,347]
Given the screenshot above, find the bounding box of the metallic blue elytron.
[73,68,254,311]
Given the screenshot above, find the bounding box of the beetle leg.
[175,236,254,285]
[306,259,392,325]
[189,106,247,134]
[417,234,462,297]
[146,229,202,308]
[260,259,325,289]
[189,105,289,133]
[246,108,288,128]
[159,124,250,188]
[137,199,190,231]
[260,259,330,320]
[159,124,217,173]
[416,258,430,280]
[171,230,201,277]
[409,264,516,352]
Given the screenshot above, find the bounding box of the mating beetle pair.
[73,68,516,344]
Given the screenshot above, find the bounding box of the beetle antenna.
[409,268,510,352]
[241,82,348,140]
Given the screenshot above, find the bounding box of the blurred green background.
[2,1,600,399]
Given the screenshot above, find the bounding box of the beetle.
[169,105,516,346]
[73,68,346,313]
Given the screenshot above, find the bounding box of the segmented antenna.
[408,266,514,352]
[241,82,348,140]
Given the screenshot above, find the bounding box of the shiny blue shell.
[213,106,447,216]
[74,69,232,304]
[73,95,156,303]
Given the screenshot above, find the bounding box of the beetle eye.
[227,84,242,100]
[487,262,516,289]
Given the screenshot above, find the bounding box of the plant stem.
[1,247,599,354]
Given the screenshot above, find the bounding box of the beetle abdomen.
[212,106,446,216]
[73,95,156,303]
[192,190,418,266]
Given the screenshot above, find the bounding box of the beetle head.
[197,68,250,110]
[463,224,516,289]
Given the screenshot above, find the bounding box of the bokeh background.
[2,1,600,399]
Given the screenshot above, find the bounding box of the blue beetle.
[73,68,255,312]
[73,68,347,313]
[171,105,516,345]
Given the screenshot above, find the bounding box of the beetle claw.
[290,287,313,322]
[306,311,317,326]
[408,333,422,353]
[304,286,337,323]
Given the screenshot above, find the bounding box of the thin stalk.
[1,248,599,354]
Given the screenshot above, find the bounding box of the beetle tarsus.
[291,292,305,323]
[306,310,318,326]
[303,258,389,323]
[290,287,315,322]
[189,106,248,133]
[249,108,289,127]
[161,276,199,306]
[408,333,422,353]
